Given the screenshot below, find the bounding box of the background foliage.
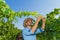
[0,0,38,40]
[0,0,60,40]
[37,8,60,40]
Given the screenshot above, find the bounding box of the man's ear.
[26,22,28,25]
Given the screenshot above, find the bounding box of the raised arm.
[31,16,42,33]
[33,18,46,34]
[41,18,46,30]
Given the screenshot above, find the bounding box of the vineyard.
[0,0,60,40]
[37,8,60,40]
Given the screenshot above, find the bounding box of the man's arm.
[33,18,46,34]
[31,16,42,33]
[41,18,46,30]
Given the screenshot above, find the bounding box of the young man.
[22,16,46,40]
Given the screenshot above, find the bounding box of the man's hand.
[37,16,43,22]
[42,17,46,22]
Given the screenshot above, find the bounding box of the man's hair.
[23,18,33,27]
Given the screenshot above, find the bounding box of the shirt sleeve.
[34,28,44,34]
[23,29,34,36]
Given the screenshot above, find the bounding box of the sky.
[5,0,60,30]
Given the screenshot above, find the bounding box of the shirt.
[22,27,44,40]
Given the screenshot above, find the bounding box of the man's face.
[26,20,32,26]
